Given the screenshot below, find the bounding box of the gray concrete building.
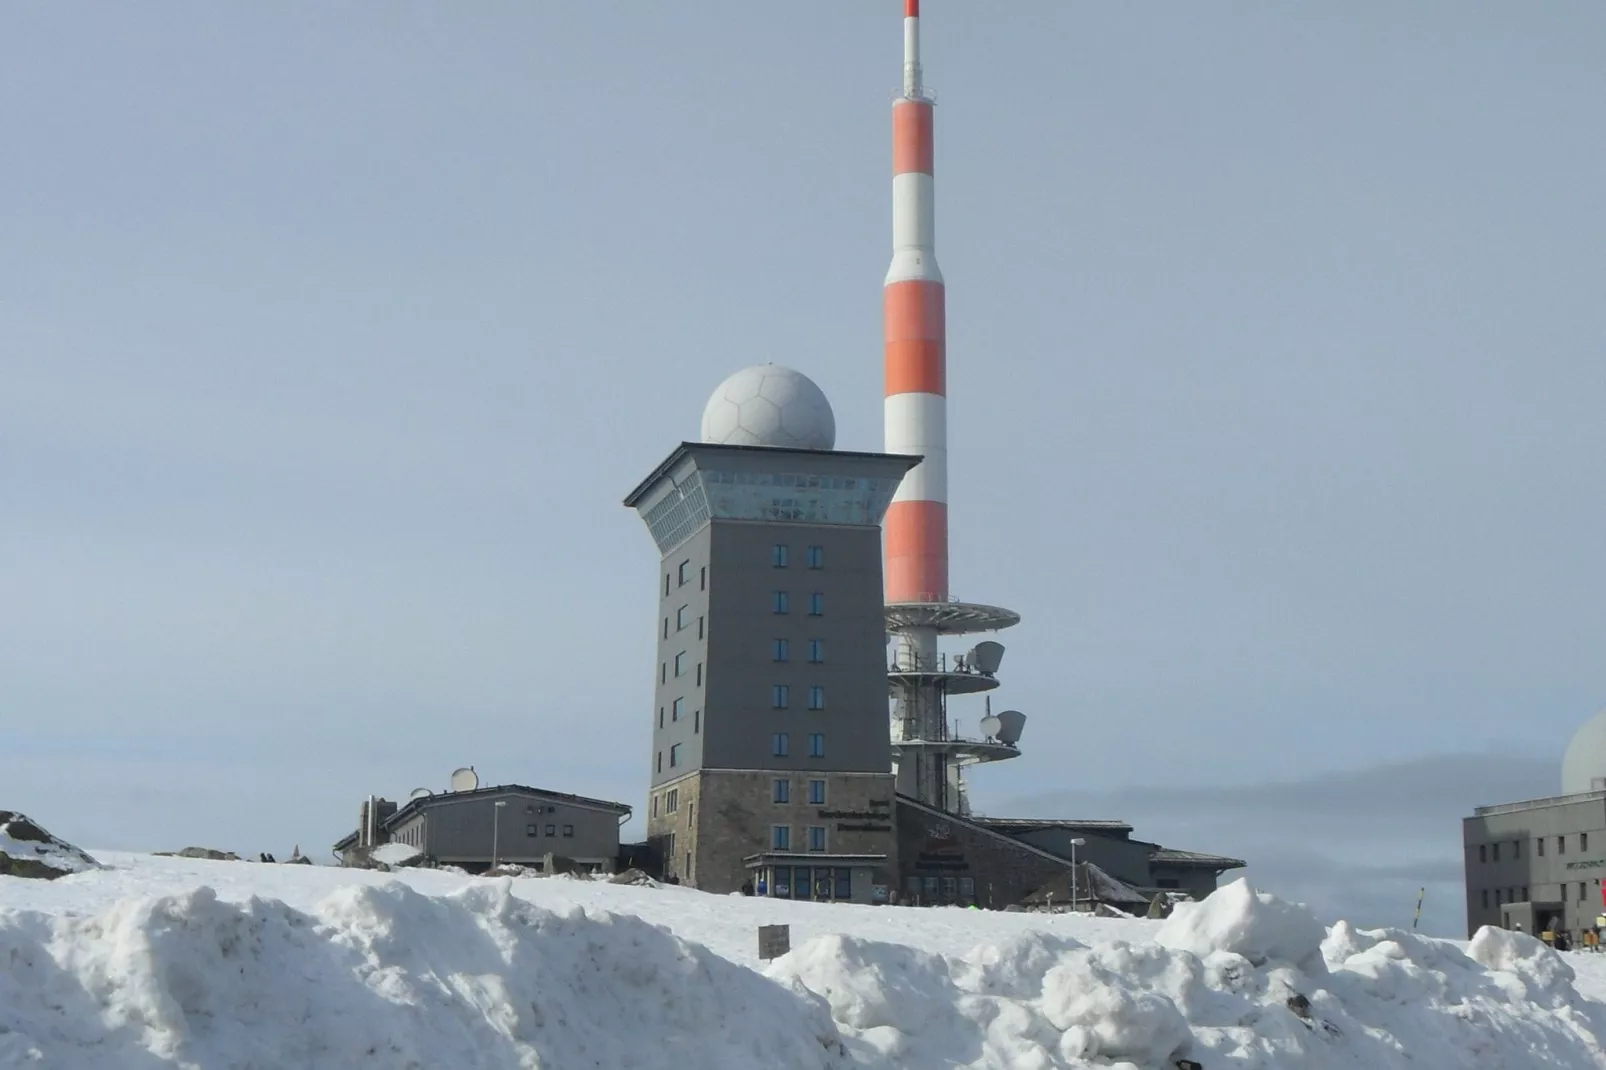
[1462,709,1606,941]
[1463,793,1606,940]
[624,366,1248,911]
[1462,708,1606,941]
[334,780,631,873]
[624,425,919,901]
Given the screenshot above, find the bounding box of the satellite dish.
[994,710,1027,745]
[979,715,1002,740]
[449,767,479,793]
[409,787,434,800]
[969,641,1005,676]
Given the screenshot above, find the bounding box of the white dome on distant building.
[1561,708,1606,795]
[700,364,836,451]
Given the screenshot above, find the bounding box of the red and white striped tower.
[881,1,1023,813]
[883,0,946,610]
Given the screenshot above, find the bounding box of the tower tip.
[905,0,919,17]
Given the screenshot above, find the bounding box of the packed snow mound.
[369,841,422,867]
[1156,877,1328,972]
[769,883,1606,1069]
[0,812,100,879]
[0,879,852,1069]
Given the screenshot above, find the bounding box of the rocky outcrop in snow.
[0,812,100,880]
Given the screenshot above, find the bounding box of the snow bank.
[0,812,100,879]
[368,842,422,867]
[768,880,1606,1069]
[0,878,851,1069]
[1156,877,1328,972]
[6,858,1606,1069]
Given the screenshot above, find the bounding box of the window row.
[524,823,575,838]
[770,732,826,758]
[663,652,704,683]
[1477,833,1590,863]
[771,638,826,663]
[770,824,829,852]
[657,702,700,731]
[772,591,825,615]
[665,561,708,595]
[1481,882,1598,908]
[663,608,705,639]
[771,778,828,805]
[770,684,827,710]
[772,544,825,569]
[651,787,696,822]
[656,742,690,772]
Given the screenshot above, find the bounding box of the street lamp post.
[1069,837,1086,913]
[491,800,508,870]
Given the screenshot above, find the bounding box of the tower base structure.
[886,600,1023,815]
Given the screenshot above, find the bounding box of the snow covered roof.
[1148,847,1247,870]
[334,784,632,851]
[971,816,1135,835]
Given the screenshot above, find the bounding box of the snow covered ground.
[4,851,1606,1068]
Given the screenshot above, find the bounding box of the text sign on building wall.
[1565,859,1606,871]
[758,924,791,961]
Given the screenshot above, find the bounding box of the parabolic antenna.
[979,715,1003,740]
[994,710,1027,745]
[449,767,479,793]
[409,787,434,800]
[969,641,1005,676]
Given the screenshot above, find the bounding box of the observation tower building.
[624,365,917,901]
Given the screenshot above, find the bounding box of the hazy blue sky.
[2,4,1601,929]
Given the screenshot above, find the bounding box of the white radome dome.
[700,364,836,451]
[1562,708,1606,795]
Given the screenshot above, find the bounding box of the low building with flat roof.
[334,779,631,874]
[1462,707,1606,941]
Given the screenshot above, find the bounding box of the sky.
[2,3,1602,931]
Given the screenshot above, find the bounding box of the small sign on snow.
[758,924,791,961]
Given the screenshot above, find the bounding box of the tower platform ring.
[885,600,1020,635]
[886,670,1001,696]
[890,738,1021,765]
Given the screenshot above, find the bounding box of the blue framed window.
[772,544,789,568]
[808,592,823,616]
[772,732,789,757]
[773,591,790,614]
[772,826,791,850]
[808,826,826,852]
[772,684,790,709]
[773,638,789,662]
[808,733,824,758]
[806,545,823,569]
[808,779,826,805]
[808,686,825,710]
[808,640,824,663]
[772,778,790,803]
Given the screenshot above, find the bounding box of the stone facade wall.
[679,770,897,894]
[645,771,702,883]
[896,799,1073,908]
